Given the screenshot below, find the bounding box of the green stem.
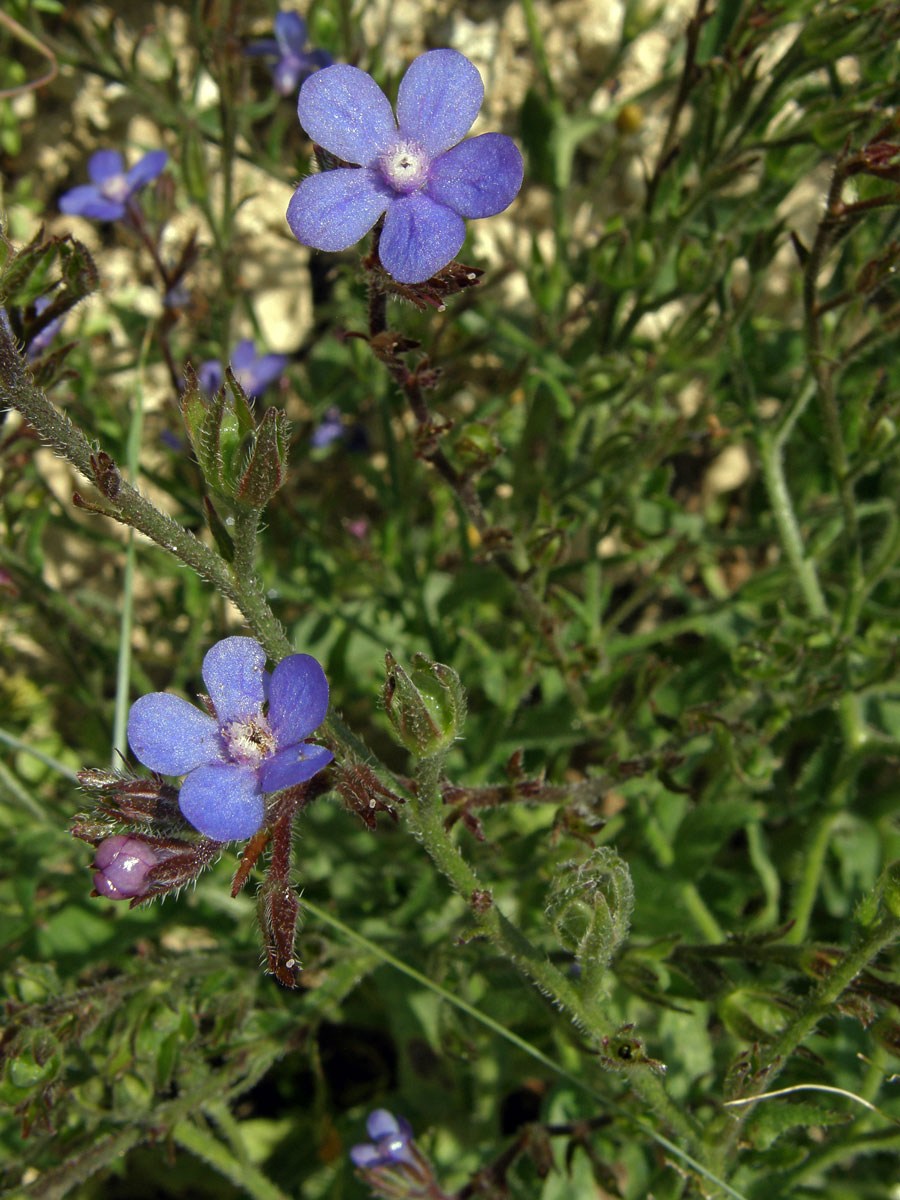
[803,163,864,636]
[680,881,725,942]
[0,319,242,608]
[173,1119,291,1200]
[730,913,900,1161]
[111,530,136,765]
[757,427,828,621]
[111,325,148,765]
[0,725,79,783]
[745,821,780,930]
[230,506,264,607]
[0,752,48,822]
[767,913,900,1078]
[519,0,558,101]
[407,753,701,1155]
[785,804,842,945]
[299,901,742,1199]
[0,315,302,674]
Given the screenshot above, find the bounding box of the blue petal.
[367,1110,401,1139]
[245,37,279,57]
[427,133,524,218]
[379,193,465,283]
[244,353,287,396]
[268,653,330,745]
[59,185,125,221]
[396,50,483,157]
[87,149,124,183]
[126,149,168,190]
[273,55,304,96]
[257,742,333,792]
[287,168,390,252]
[127,692,222,774]
[274,10,307,52]
[230,339,257,370]
[179,763,264,841]
[202,636,267,725]
[349,1144,381,1169]
[297,64,396,166]
[198,360,224,394]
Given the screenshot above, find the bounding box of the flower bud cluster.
[181,365,290,506]
[545,847,634,991]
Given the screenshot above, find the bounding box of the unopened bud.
[236,406,290,505]
[454,422,502,473]
[382,652,466,759]
[92,836,158,900]
[546,848,634,992]
[181,366,290,505]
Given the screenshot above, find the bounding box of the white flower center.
[99,173,131,204]
[379,138,430,195]
[223,715,277,768]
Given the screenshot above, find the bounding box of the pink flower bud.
[92,836,159,900]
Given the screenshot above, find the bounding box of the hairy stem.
[408,752,702,1155]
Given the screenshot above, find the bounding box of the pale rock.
[254,280,312,352]
[705,445,751,495]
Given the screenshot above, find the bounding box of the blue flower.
[59,149,168,221]
[126,637,333,842]
[198,339,288,399]
[246,11,332,97]
[350,1110,417,1170]
[286,49,524,284]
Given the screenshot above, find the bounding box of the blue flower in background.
[287,49,524,284]
[310,406,370,452]
[198,339,288,398]
[26,296,65,361]
[246,11,332,97]
[59,148,168,221]
[127,637,333,842]
[310,405,344,448]
[350,1110,417,1170]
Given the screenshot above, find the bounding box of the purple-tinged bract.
[92,836,159,900]
[198,339,288,399]
[246,11,333,96]
[59,149,168,221]
[126,637,333,841]
[286,49,523,284]
[350,1109,417,1169]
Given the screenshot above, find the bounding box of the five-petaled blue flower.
[350,1110,417,1170]
[287,49,524,284]
[127,637,333,842]
[198,340,288,399]
[246,10,332,96]
[59,149,169,221]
